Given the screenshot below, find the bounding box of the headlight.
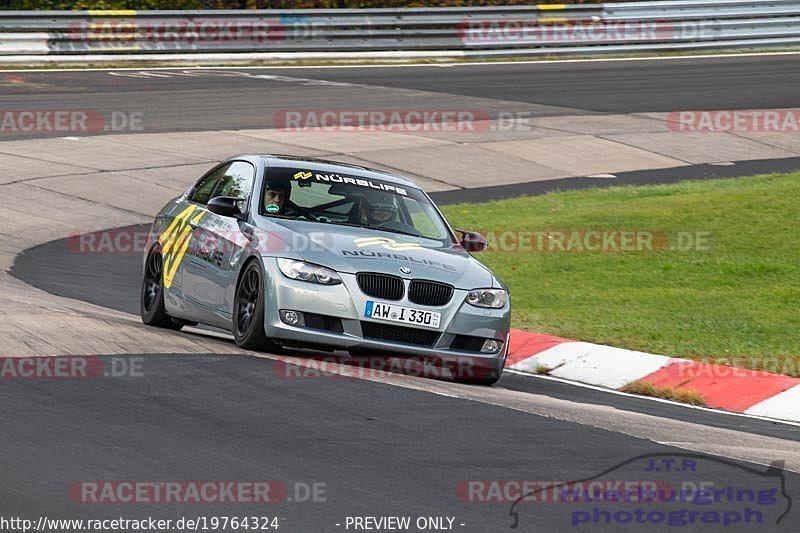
[465,289,507,309]
[277,259,342,285]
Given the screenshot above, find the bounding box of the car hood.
[263,219,494,289]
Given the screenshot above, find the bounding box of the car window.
[212,161,256,200]
[189,163,231,205]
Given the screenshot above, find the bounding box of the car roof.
[254,154,419,189]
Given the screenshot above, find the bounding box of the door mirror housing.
[207,196,244,217]
[457,229,488,252]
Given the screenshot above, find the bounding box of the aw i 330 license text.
[140,155,510,384]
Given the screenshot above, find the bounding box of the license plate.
[364,301,441,329]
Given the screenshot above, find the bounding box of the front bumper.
[261,258,510,375]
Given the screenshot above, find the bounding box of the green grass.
[440,173,800,373]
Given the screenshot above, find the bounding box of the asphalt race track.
[4,55,800,531]
[1,54,800,139]
[12,225,800,442]
[1,353,797,532]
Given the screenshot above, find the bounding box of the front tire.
[140,249,183,330]
[233,261,281,352]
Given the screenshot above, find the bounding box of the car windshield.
[260,166,453,243]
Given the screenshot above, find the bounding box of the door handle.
[188,220,200,229]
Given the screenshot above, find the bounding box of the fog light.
[280,310,301,326]
[480,339,502,354]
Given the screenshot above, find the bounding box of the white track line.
[1,50,800,73]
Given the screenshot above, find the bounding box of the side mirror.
[207,196,243,217]
[457,229,488,252]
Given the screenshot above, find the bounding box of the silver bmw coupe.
[141,155,509,384]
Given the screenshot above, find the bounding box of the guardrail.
[0,0,799,59]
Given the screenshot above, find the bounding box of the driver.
[359,196,398,226]
[263,183,290,215]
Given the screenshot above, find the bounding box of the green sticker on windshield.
[265,203,280,214]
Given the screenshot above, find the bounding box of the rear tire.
[140,249,183,330]
[233,261,281,352]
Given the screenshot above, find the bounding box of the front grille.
[408,279,454,306]
[357,273,404,301]
[450,335,487,352]
[304,313,344,334]
[361,321,440,347]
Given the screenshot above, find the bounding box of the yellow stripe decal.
[159,205,196,254]
[538,4,567,10]
[88,10,137,16]
[540,17,569,23]
[163,227,193,288]
[158,205,203,288]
